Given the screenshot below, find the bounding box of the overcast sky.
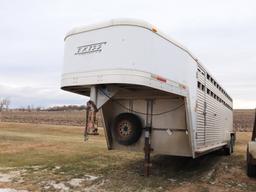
[0,0,255,109]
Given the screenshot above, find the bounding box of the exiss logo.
[75,42,107,55]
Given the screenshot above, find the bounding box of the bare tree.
[27,105,31,112]
[0,100,4,112]
[36,107,41,111]
[3,98,10,111]
[0,98,10,111]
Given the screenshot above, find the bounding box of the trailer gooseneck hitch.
[84,100,99,141]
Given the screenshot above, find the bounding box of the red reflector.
[156,76,167,83]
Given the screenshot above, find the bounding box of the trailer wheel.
[247,146,256,177]
[112,113,142,145]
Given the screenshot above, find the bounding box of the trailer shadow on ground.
[151,151,223,178]
[119,149,227,177]
[106,148,256,192]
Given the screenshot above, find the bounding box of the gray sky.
[0,0,255,109]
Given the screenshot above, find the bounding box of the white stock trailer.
[61,19,235,175]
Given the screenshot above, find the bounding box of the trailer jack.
[84,100,99,141]
[144,126,153,176]
[144,100,154,176]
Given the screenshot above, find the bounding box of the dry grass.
[0,122,256,191]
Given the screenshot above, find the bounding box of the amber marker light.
[152,27,157,32]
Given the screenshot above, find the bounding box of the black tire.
[247,145,256,177]
[247,162,256,177]
[223,139,233,156]
[230,135,235,153]
[112,113,142,146]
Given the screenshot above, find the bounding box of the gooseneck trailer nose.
[61,19,234,176]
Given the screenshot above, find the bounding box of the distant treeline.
[46,105,86,111]
[13,105,86,112]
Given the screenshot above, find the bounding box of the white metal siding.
[205,94,222,145]
[196,63,233,149]
[196,67,206,147]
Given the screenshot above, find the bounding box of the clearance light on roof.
[179,84,186,90]
[152,27,157,32]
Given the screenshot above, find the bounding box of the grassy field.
[0,122,256,192]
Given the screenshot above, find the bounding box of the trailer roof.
[65,19,199,60]
[65,19,192,53]
[64,18,232,100]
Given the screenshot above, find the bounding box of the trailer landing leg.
[144,126,153,176]
[144,100,154,176]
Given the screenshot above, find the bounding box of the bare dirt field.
[0,122,256,192]
[0,109,254,132]
[234,109,255,132]
[0,111,87,126]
